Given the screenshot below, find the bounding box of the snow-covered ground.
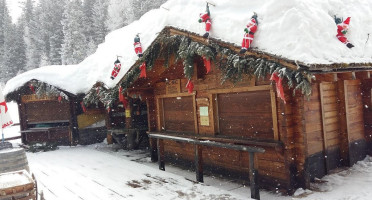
[3,102,372,200]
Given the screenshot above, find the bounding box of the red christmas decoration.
[29,84,35,94]
[186,80,194,94]
[0,101,8,113]
[119,86,128,108]
[198,3,211,38]
[335,16,354,48]
[110,59,121,80]
[202,56,211,74]
[240,13,258,54]
[270,72,286,104]
[139,62,147,78]
[134,34,143,57]
[80,101,87,113]
[58,95,62,103]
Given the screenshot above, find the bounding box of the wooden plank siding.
[147,56,290,191]
[344,80,367,165]
[361,79,372,155]
[319,82,342,173]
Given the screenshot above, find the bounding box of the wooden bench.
[148,133,265,200]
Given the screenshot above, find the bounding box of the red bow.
[80,102,87,113]
[186,80,194,94]
[119,86,128,108]
[139,62,147,78]
[0,101,8,113]
[202,56,211,74]
[270,72,286,104]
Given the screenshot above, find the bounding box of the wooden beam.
[270,85,279,141]
[319,83,330,174]
[208,85,271,94]
[249,152,260,200]
[157,139,165,171]
[195,144,203,182]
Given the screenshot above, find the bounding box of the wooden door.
[319,82,342,173]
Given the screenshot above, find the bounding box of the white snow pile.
[4,0,372,96]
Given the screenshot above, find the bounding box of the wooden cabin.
[5,81,107,146]
[113,27,372,193]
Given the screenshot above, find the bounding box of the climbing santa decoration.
[134,34,143,57]
[198,3,212,38]
[335,16,354,48]
[110,57,122,80]
[240,12,258,54]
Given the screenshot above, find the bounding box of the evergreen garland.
[32,81,69,100]
[83,82,118,109]
[85,33,313,108]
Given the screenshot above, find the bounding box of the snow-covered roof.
[4,0,372,96]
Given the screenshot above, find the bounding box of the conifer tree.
[61,0,88,64]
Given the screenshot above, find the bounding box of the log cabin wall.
[150,59,293,191]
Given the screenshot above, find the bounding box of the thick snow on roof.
[4,0,372,95]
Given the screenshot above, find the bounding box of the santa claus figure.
[134,34,143,57]
[110,59,121,80]
[240,13,258,54]
[198,3,211,38]
[335,16,354,48]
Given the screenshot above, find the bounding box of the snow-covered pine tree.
[105,0,166,33]
[0,0,23,83]
[105,0,132,32]
[82,0,96,51]
[129,0,167,21]
[61,0,88,65]
[91,0,108,46]
[18,0,39,71]
[48,1,67,65]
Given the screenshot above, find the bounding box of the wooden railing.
[148,133,265,200]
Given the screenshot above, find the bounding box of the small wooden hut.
[5,81,107,146]
[111,27,372,193]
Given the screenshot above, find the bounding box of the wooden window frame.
[209,85,279,141]
[155,92,198,134]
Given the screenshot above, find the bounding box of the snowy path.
[7,142,372,200]
[26,145,252,200]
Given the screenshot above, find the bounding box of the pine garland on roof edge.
[83,34,312,109]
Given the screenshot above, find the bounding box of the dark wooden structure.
[17,93,78,146]
[5,81,108,146]
[113,27,372,193]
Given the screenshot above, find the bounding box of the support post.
[150,138,158,162]
[249,152,260,200]
[195,144,203,182]
[157,139,165,171]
